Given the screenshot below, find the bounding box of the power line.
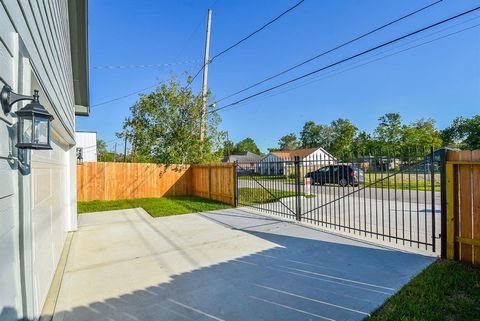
[92,84,158,107]
[79,137,121,151]
[175,0,220,60]
[90,59,201,70]
[215,0,443,104]
[217,20,480,113]
[189,0,306,85]
[210,6,480,114]
[91,0,305,108]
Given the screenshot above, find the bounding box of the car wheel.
[339,178,348,187]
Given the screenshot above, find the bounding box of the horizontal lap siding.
[0,160,20,321]
[1,1,76,319]
[0,4,21,320]
[2,0,74,139]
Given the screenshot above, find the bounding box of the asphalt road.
[238,179,441,206]
[238,178,441,253]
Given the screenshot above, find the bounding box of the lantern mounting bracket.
[1,84,54,151]
[1,85,38,114]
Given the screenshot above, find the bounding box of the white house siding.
[302,149,336,166]
[257,154,285,176]
[75,131,97,162]
[257,149,337,176]
[0,1,79,320]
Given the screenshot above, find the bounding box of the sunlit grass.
[78,196,231,217]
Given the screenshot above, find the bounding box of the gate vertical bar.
[430,146,436,252]
[234,161,239,207]
[439,147,447,257]
[294,156,302,221]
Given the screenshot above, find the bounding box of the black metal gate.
[236,147,442,252]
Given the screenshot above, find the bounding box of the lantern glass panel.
[34,116,49,145]
[21,117,33,144]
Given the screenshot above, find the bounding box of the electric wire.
[188,0,306,85]
[217,21,480,113]
[90,59,201,70]
[209,6,480,113]
[92,0,306,107]
[214,0,443,103]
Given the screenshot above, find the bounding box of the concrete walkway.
[52,208,435,321]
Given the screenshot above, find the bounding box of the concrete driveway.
[52,208,434,321]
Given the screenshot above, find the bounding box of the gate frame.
[235,148,444,253]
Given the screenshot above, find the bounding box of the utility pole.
[123,130,127,162]
[200,9,212,142]
[113,142,117,162]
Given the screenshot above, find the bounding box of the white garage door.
[30,135,69,314]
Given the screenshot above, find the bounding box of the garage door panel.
[31,138,68,314]
[33,168,51,207]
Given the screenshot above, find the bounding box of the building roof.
[271,147,334,160]
[69,0,90,116]
[223,151,262,163]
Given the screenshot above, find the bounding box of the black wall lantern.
[1,85,54,150]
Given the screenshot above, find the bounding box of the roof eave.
[69,0,90,116]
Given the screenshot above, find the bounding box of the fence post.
[294,156,302,221]
[439,148,448,258]
[233,161,238,207]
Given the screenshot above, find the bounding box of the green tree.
[278,133,300,150]
[232,137,261,155]
[300,121,333,150]
[442,115,480,150]
[120,77,225,164]
[401,119,443,151]
[352,131,378,155]
[96,139,114,162]
[223,139,234,157]
[329,118,358,159]
[375,113,403,146]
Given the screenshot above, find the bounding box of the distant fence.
[77,162,235,205]
[446,150,480,265]
[191,164,236,205]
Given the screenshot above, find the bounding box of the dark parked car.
[305,165,364,187]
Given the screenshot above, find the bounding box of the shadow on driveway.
[45,208,434,321]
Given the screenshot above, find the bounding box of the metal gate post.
[233,161,238,207]
[439,148,447,258]
[294,156,302,221]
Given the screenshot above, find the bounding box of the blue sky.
[77,0,480,153]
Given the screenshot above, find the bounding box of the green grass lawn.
[364,172,441,192]
[238,187,313,205]
[78,196,231,217]
[368,260,480,321]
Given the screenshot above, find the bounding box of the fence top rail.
[78,162,237,167]
[447,150,480,162]
[191,164,235,168]
[446,161,480,165]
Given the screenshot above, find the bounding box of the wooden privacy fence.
[77,162,235,205]
[191,164,235,205]
[446,150,480,265]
